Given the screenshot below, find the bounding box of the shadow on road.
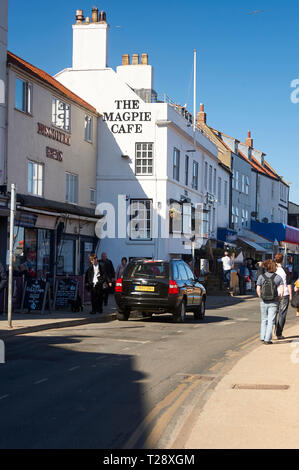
[0,333,149,449]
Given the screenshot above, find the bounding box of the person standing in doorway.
[101,252,115,306]
[85,254,111,314]
[218,251,234,289]
[274,253,292,339]
[0,262,7,315]
[256,259,284,345]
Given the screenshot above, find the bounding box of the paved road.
[0,296,291,449]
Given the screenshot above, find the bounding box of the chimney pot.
[85,17,90,23]
[99,11,107,22]
[122,54,130,66]
[245,131,253,147]
[75,9,84,23]
[197,103,206,124]
[132,53,139,65]
[91,7,99,23]
[141,53,148,65]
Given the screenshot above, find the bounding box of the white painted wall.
[55,13,230,268]
[0,0,8,185]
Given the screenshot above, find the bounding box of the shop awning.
[251,220,299,246]
[238,237,268,252]
[17,194,103,220]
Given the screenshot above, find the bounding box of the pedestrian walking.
[237,262,250,295]
[0,261,7,315]
[218,251,234,289]
[256,259,284,345]
[115,257,128,279]
[101,252,115,306]
[85,254,111,314]
[274,253,292,339]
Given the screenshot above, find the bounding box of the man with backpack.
[256,259,284,345]
[274,253,292,339]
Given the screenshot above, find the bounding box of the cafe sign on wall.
[102,100,152,134]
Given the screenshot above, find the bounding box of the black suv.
[114,259,206,322]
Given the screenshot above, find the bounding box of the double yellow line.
[122,375,202,449]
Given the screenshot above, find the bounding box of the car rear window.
[125,262,169,279]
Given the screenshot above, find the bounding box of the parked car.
[114,259,206,322]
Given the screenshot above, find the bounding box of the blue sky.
[7,0,299,204]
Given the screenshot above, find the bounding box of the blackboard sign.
[54,278,78,310]
[21,280,49,313]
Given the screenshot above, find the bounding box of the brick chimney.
[245,131,253,147]
[197,103,206,124]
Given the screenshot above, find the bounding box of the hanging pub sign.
[54,278,79,310]
[21,279,51,314]
[102,99,152,134]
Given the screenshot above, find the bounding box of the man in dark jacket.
[0,262,7,314]
[100,252,115,306]
[85,254,111,314]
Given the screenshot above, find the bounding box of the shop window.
[28,161,43,197]
[13,226,25,271]
[15,77,32,114]
[57,238,75,275]
[37,230,51,278]
[24,228,37,277]
[52,98,71,132]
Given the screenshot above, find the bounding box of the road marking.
[34,378,48,385]
[235,318,249,321]
[116,339,150,344]
[217,321,236,326]
[69,366,80,371]
[144,377,202,448]
[0,394,9,400]
[122,381,190,449]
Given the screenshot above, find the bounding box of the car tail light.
[115,278,123,293]
[169,280,179,295]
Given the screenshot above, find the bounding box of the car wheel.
[199,298,206,320]
[174,300,186,323]
[116,309,130,321]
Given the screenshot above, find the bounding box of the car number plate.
[135,286,155,292]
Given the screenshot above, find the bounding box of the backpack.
[261,274,276,301]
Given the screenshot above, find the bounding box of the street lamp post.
[8,183,16,328]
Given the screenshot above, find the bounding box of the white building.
[55,7,230,268]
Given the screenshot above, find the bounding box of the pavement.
[185,318,299,449]
[1,293,299,449]
[0,297,117,338]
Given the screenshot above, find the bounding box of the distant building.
[289,201,299,228]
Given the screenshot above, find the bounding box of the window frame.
[28,160,44,197]
[15,77,33,114]
[84,114,93,143]
[129,198,152,241]
[135,142,154,175]
[173,147,180,182]
[65,172,78,204]
[52,97,71,132]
